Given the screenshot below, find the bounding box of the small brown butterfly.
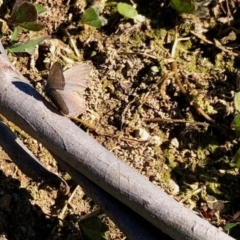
[46,62,90,117]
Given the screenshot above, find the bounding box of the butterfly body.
[46,62,90,117]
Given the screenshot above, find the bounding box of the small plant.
[9,1,45,35]
[170,0,195,14]
[117,3,138,19]
[82,2,141,28]
[83,7,108,28]
[7,0,46,54]
[8,36,48,54]
[232,92,240,167]
[80,215,108,240]
[224,211,240,235]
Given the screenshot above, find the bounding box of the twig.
[171,37,190,58]
[50,185,80,235]
[59,185,80,220]
[180,70,215,124]
[61,29,81,58]
[170,37,215,124]
[119,51,159,60]
[70,116,96,130]
[0,113,29,138]
[143,117,210,127]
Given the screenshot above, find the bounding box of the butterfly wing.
[55,90,85,117]
[48,89,69,115]
[47,62,65,90]
[63,63,90,92]
[47,62,89,117]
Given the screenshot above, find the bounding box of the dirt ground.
[0,0,240,239]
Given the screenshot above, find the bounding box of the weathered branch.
[0,120,170,240]
[0,44,234,240]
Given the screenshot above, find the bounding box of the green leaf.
[117,3,138,19]
[19,22,44,31]
[80,216,108,240]
[10,2,37,24]
[8,36,48,54]
[234,92,240,112]
[170,0,195,14]
[225,222,238,231]
[34,4,45,14]
[11,0,29,17]
[232,114,240,137]
[83,7,107,28]
[11,27,19,42]
[233,148,240,168]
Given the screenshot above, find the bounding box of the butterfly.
[46,62,90,117]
